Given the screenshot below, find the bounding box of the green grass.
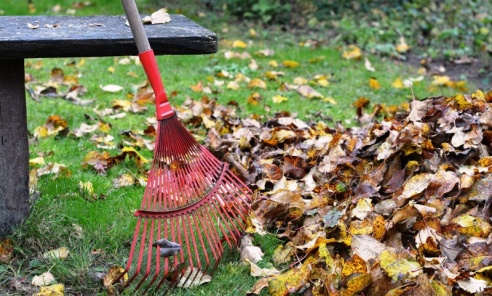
[0,0,481,295]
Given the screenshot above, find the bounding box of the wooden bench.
[0,14,217,236]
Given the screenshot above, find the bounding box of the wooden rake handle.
[121,0,173,119]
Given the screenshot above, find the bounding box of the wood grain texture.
[0,14,217,58]
[0,59,30,236]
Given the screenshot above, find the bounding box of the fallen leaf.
[103,266,127,294]
[112,174,134,188]
[282,60,299,68]
[32,271,55,286]
[392,77,404,88]
[232,40,247,48]
[246,259,280,277]
[272,95,288,103]
[99,84,124,92]
[342,45,362,60]
[35,284,64,296]
[369,77,381,90]
[364,58,375,72]
[0,239,14,263]
[177,267,212,288]
[43,247,69,260]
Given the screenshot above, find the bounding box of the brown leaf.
[283,155,308,179]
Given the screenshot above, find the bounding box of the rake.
[115,0,252,293]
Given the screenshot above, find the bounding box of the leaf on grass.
[342,45,362,60]
[246,259,280,277]
[177,267,212,288]
[364,58,375,72]
[35,284,64,296]
[392,77,404,88]
[99,84,124,92]
[103,266,127,294]
[112,174,134,188]
[396,36,410,53]
[0,238,14,263]
[248,78,267,89]
[297,85,323,99]
[34,115,68,138]
[272,95,288,103]
[29,157,45,166]
[369,77,381,90]
[36,163,70,178]
[122,147,150,166]
[248,277,269,295]
[232,39,247,48]
[281,60,299,68]
[32,271,56,286]
[240,235,264,264]
[43,247,69,260]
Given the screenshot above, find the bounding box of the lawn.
[0,0,490,295]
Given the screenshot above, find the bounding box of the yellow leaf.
[227,81,240,90]
[190,81,203,92]
[392,77,404,88]
[340,273,372,296]
[323,97,337,104]
[113,174,135,188]
[369,77,381,90]
[79,181,94,196]
[268,256,316,296]
[341,254,367,277]
[264,71,284,80]
[232,39,247,48]
[472,89,485,100]
[249,28,257,38]
[247,92,262,105]
[107,66,115,73]
[103,266,128,295]
[248,78,267,89]
[122,147,149,165]
[431,75,450,86]
[293,76,308,85]
[35,284,65,296]
[396,36,410,53]
[43,247,69,260]
[317,79,330,87]
[282,60,299,68]
[272,95,288,103]
[30,157,45,166]
[269,60,278,67]
[380,249,422,281]
[342,45,362,60]
[452,214,492,237]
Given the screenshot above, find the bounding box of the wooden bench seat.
[0,14,217,236]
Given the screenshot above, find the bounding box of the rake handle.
[121,0,173,119]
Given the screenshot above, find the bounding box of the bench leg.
[0,59,30,236]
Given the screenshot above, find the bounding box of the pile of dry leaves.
[175,90,492,295]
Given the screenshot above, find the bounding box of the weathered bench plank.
[0,14,217,59]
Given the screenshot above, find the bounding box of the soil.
[407,53,492,91]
